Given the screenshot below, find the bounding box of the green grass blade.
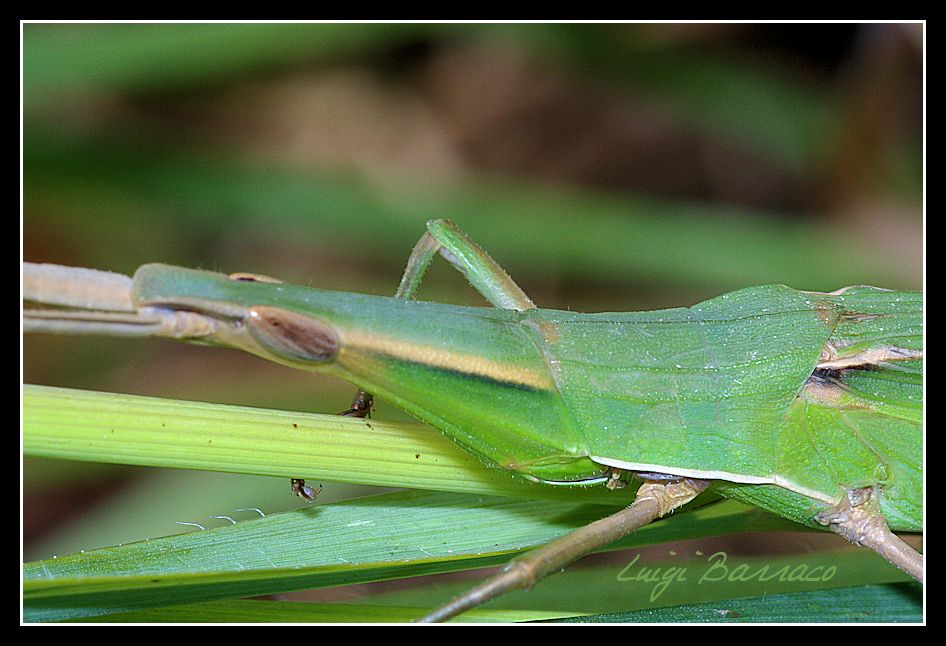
[63,599,572,623]
[23,489,810,622]
[22,384,630,505]
[58,583,922,624]
[549,583,922,623]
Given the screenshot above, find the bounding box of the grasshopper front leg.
[339,219,536,423]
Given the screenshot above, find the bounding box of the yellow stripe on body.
[337,329,554,391]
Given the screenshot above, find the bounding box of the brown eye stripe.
[246,306,338,362]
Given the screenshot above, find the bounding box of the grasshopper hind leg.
[816,486,923,582]
[416,478,710,622]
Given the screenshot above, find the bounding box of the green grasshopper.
[23,219,923,621]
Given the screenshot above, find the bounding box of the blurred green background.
[22,22,923,593]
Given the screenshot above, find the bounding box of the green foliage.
[23,22,922,623]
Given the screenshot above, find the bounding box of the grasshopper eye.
[245,306,338,363]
